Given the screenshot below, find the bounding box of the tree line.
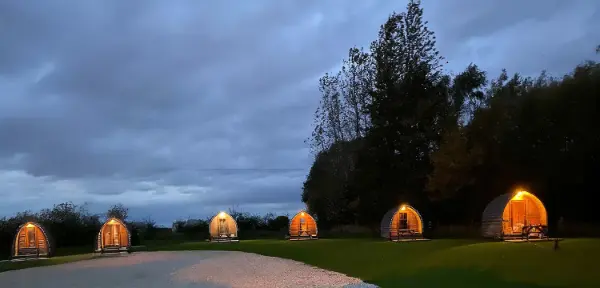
[0,202,291,260]
[302,0,599,235]
[172,209,290,240]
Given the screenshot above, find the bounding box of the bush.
[321,225,379,239]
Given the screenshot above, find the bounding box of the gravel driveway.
[0,251,378,288]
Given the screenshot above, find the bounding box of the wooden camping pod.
[209,212,239,242]
[11,222,52,259]
[380,204,424,241]
[289,211,318,240]
[95,217,131,253]
[481,190,549,240]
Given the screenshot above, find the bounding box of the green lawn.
[149,238,600,288]
[0,253,97,273]
[1,239,599,288]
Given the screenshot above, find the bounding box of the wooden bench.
[289,231,317,240]
[522,225,548,240]
[390,229,421,240]
[101,245,129,254]
[211,233,238,242]
[16,248,41,258]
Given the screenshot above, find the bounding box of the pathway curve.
[0,251,378,288]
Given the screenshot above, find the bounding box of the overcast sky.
[1,0,598,226]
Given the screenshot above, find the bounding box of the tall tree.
[356,0,446,221]
[106,203,129,221]
[340,47,374,139]
[304,46,375,225]
[302,139,363,227]
[304,0,489,226]
[307,72,346,154]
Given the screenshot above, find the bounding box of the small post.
[553,238,560,251]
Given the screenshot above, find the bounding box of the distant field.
[2,239,599,288]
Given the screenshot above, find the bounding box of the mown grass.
[0,245,139,273]
[1,238,598,288]
[0,253,97,273]
[149,238,600,288]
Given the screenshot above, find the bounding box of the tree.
[302,139,363,227]
[352,0,447,223]
[140,216,157,240]
[303,0,489,227]
[268,215,290,231]
[307,47,374,155]
[307,72,345,154]
[304,48,375,227]
[426,64,488,200]
[106,203,129,221]
[340,47,374,139]
[427,61,600,226]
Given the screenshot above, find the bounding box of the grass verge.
[0,254,97,273]
[148,238,600,288]
[1,238,598,288]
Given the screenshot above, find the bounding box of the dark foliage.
[0,202,102,260]
[303,0,599,235]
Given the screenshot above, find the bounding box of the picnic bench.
[521,224,548,240]
[289,229,317,240]
[391,228,421,240]
[211,233,238,242]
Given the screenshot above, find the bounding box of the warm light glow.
[219,212,226,219]
[301,212,305,216]
[25,223,35,228]
[400,206,406,211]
[512,190,527,200]
[108,219,118,224]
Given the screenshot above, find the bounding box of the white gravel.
[173,251,368,288]
[0,251,378,288]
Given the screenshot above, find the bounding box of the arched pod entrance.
[380,204,424,241]
[289,211,318,240]
[95,218,131,253]
[209,211,239,242]
[481,190,548,240]
[11,222,52,259]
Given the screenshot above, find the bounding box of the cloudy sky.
[1,0,598,226]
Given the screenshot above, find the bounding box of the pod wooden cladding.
[95,217,131,253]
[12,222,51,258]
[481,190,548,239]
[289,211,318,239]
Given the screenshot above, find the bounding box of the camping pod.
[95,218,131,253]
[209,211,239,242]
[11,222,52,259]
[481,190,549,240]
[380,204,425,241]
[289,211,318,240]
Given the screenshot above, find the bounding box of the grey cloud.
[426,0,600,75]
[434,0,570,41]
[1,0,395,180]
[1,0,597,222]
